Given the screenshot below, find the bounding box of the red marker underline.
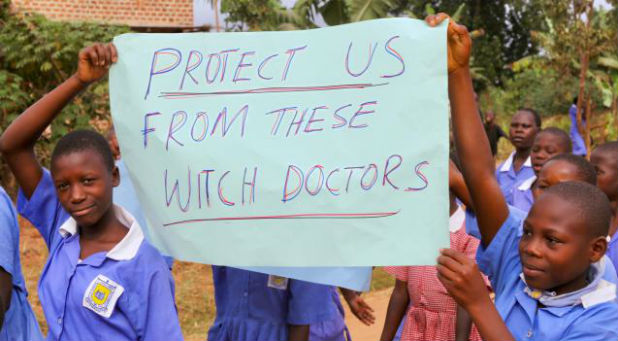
[159,82,389,99]
[163,210,399,227]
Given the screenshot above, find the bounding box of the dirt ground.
[343,288,392,341]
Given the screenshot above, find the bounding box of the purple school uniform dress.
[208,267,337,341]
[477,207,618,341]
[569,104,587,156]
[17,170,183,341]
[0,187,43,341]
[496,152,534,206]
[309,286,349,341]
[511,176,535,213]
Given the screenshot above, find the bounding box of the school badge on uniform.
[83,274,125,318]
[267,275,289,290]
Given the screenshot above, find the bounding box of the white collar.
[517,176,537,191]
[58,205,144,261]
[449,206,465,232]
[581,279,617,309]
[499,152,532,172]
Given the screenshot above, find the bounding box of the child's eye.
[546,237,561,245]
[57,183,68,191]
[82,178,95,185]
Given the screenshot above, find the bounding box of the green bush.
[0,7,131,190]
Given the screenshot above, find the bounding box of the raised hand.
[75,43,118,84]
[425,13,471,74]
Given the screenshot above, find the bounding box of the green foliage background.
[0,0,616,189]
[0,0,130,189]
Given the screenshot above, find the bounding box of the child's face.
[530,133,568,175]
[519,194,602,294]
[532,160,579,200]
[509,111,538,150]
[51,150,119,228]
[591,149,618,202]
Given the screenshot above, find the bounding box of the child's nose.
[523,238,542,257]
[69,185,86,203]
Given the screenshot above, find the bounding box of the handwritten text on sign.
[110,18,449,266]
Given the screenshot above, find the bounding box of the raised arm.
[0,43,117,198]
[427,14,508,247]
[449,159,473,210]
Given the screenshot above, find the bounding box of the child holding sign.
[380,159,487,341]
[429,13,618,341]
[0,43,183,341]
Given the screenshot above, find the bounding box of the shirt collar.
[517,175,537,191]
[449,205,465,232]
[58,205,144,261]
[499,152,532,172]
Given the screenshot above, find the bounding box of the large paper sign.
[110,18,449,266]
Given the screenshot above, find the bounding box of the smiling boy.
[428,13,618,341]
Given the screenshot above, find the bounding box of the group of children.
[0,14,617,341]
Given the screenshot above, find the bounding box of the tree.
[0,2,130,190]
[533,0,616,155]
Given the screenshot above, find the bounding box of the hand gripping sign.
[110,18,449,266]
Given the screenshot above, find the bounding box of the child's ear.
[111,165,120,188]
[589,236,608,263]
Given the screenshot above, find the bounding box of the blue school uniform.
[496,152,534,205]
[511,176,535,213]
[208,266,338,341]
[114,159,174,269]
[569,104,587,156]
[17,169,183,341]
[477,207,618,341]
[0,187,43,341]
[309,286,349,341]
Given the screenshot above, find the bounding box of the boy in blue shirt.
[495,108,540,205]
[428,13,618,341]
[0,186,43,341]
[0,43,183,341]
